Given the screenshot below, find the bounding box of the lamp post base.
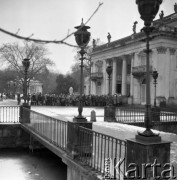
[136,132,161,143]
[22,102,29,106]
[73,116,87,123]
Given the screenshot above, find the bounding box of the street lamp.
[152,70,158,107]
[74,19,91,122]
[22,58,30,105]
[106,65,113,96]
[136,0,162,138]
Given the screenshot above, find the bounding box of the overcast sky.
[0,0,175,74]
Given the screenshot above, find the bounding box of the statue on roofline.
[159,10,164,20]
[174,3,177,13]
[107,32,111,44]
[133,21,138,34]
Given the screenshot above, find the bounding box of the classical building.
[88,9,177,105]
[28,79,43,94]
[15,78,43,95]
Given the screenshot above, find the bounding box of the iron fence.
[23,108,67,150]
[115,106,145,124]
[115,106,177,134]
[77,126,127,179]
[0,106,20,123]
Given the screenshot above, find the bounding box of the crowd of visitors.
[27,93,123,107]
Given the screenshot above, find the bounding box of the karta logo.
[104,158,177,179]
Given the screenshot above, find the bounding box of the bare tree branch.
[0,2,103,47]
[0,42,54,82]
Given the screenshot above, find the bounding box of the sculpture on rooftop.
[159,10,164,20]
[107,32,111,44]
[133,21,138,34]
[174,3,177,13]
[92,39,96,48]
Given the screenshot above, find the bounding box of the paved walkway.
[0,99,18,106]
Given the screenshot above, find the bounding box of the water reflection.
[0,148,67,180]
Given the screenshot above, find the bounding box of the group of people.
[26,93,123,107]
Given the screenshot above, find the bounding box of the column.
[169,48,176,97]
[112,57,117,95]
[156,46,167,98]
[130,54,134,96]
[103,60,107,94]
[121,56,127,96]
[106,59,111,95]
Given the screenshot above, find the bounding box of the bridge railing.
[23,108,67,150]
[77,126,127,179]
[0,106,20,123]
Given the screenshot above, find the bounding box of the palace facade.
[87,10,177,105]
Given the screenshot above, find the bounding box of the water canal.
[0,148,67,180]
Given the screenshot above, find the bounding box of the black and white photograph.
[0,0,176,179]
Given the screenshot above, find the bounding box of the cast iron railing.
[22,108,127,179]
[77,126,127,179]
[0,106,20,123]
[115,106,177,134]
[23,108,67,150]
[115,107,177,122]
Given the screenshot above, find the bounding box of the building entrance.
[116,84,121,94]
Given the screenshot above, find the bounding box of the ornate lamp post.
[74,19,91,122]
[136,0,162,138]
[22,58,30,105]
[106,65,113,96]
[152,70,158,107]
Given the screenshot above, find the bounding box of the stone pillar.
[126,137,171,179]
[19,103,31,123]
[122,56,127,96]
[112,58,117,95]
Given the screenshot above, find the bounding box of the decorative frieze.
[169,48,176,55]
[156,46,167,54]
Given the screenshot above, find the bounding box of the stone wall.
[0,124,30,148]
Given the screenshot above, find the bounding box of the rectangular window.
[141,55,146,66]
[127,64,131,74]
[116,84,121,94]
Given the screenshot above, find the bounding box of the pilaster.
[130,53,134,97]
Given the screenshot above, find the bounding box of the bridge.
[0,105,126,180]
[0,104,176,180]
